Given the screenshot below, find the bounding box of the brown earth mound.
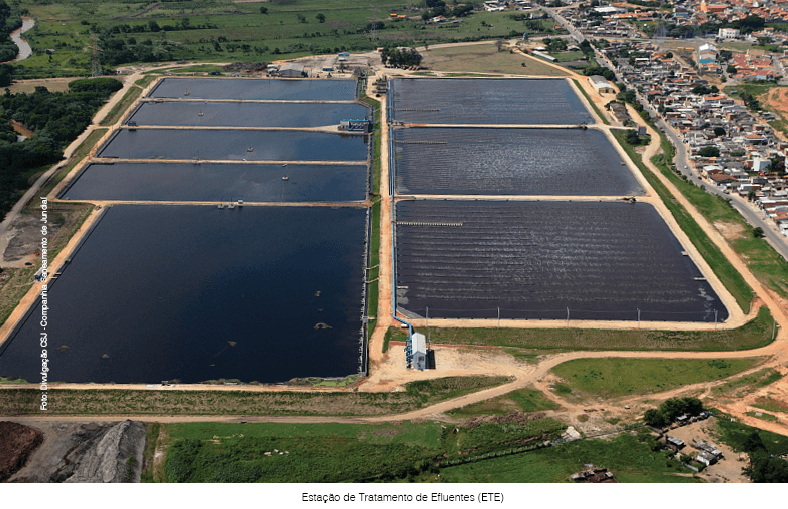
[0,421,43,482]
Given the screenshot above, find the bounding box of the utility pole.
[90,33,102,78]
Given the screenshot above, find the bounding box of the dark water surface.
[149,77,357,101]
[98,129,369,162]
[127,102,370,128]
[390,78,593,125]
[63,163,368,202]
[0,206,368,384]
[395,200,727,322]
[394,128,643,196]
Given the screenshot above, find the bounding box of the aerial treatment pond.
[98,129,369,162]
[126,101,370,128]
[148,77,358,101]
[395,200,727,322]
[62,162,369,202]
[389,78,593,125]
[393,128,643,196]
[0,205,369,384]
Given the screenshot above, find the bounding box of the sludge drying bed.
[148,77,357,101]
[395,200,727,322]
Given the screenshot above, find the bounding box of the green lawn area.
[162,417,566,482]
[427,305,775,352]
[448,387,559,417]
[438,430,700,483]
[422,43,570,76]
[551,358,762,399]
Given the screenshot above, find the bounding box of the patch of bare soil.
[6,420,146,483]
[714,220,748,241]
[0,421,43,482]
[1,213,49,265]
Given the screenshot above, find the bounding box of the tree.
[752,226,765,237]
[698,146,720,158]
[644,409,669,428]
[316,13,326,23]
[665,51,673,58]
[297,14,306,23]
[148,20,160,32]
[727,64,737,74]
[625,129,642,146]
[260,7,268,15]
[744,454,788,483]
[714,127,726,137]
[495,39,504,52]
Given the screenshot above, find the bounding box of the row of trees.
[380,47,423,68]
[0,78,123,221]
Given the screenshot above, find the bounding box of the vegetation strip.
[425,306,775,352]
[550,358,762,399]
[0,376,512,416]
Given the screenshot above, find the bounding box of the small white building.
[753,157,771,172]
[718,28,740,39]
[412,332,428,371]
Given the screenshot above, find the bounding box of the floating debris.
[313,322,332,330]
[57,345,69,352]
[314,290,321,297]
[101,354,109,359]
[228,341,237,347]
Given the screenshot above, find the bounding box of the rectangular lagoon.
[98,129,369,162]
[62,163,369,202]
[395,200,727,322]
[127,102,370,128]
[389,78,593,125]
[0,205,368,384]
[393,128,643,196]
[148,77,357,101]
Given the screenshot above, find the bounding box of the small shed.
[412,332,427,371]
[589,74,614,94]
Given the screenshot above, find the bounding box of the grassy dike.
[0,376,512,416]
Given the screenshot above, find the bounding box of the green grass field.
[12,1,568,77]
[438,429,699,483]
[161,417,566,482]
[422,43,570,76]
[712,368,783,399]
[551,358,762,399]
[448,388,559,417]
